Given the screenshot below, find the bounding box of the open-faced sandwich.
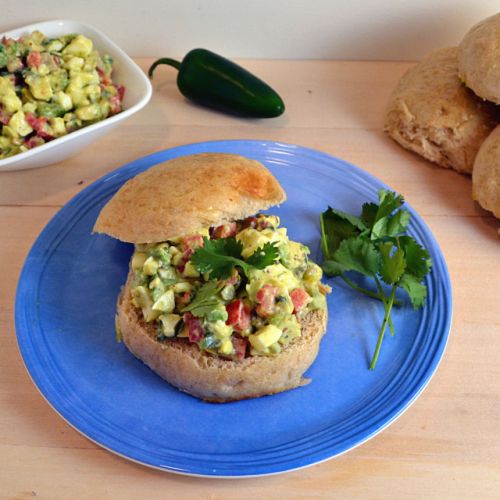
[94,153,330,402]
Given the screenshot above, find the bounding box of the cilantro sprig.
[191,237,279,280]
[181,281,223,317]
[320,189,432,370]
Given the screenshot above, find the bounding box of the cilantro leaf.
[181,281,222,317]
[320,208,362,258]
[246,241,280,269]
[399,273,427,309]
[399,236,432,280]
[376,190,404,221]
[333,237,380,277]
[191,237,278,280]
[378,241,406,285]
[372,209,411,239]
[190,238,242,279]
[326,207,366,231]
[322,259,347,276]
[361,202,378,229]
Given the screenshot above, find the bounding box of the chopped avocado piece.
[54,91,73,111]
[273,315,301,345]
[142,256,159,276]
[152,289,175,313]
[158,313,181,337]
[199,335,219,350]
[25,74,53,101]
[220,284,235,301]
[131,252,147,271]
[219,338,234,356]
[49,117,66,137]
[249,325,282,351]
[22,101,37,114]
[75,103,101,121]
[62,35,93,58]
[206,306,228,322]
[8,110,33,137]
[182,261,200,278]
[208,320,233,341]
[37,101,65,117]
[172,282,192,293]
[132,285,160,322]
[0,76,22,113]
[150,244,171,266]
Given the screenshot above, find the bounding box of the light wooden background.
[1,2,499,60]
[1,59,499,499]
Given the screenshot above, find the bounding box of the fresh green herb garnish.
[191,237,279,280]
[181,281,223,317]
[320,189,432,370]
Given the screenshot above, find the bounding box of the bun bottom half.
[117,273,328,403]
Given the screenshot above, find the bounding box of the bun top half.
[93,153,286,243]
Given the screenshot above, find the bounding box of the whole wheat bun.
[117,272,328,402]
[472,124,500,218]
[384,47,498,174]
[458,13,500,104]
[94,153,286,243]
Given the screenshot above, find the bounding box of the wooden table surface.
[1,59,499,499]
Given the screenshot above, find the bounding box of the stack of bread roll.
[384,13,500,219]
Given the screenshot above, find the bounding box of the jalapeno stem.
[148,57,182,78]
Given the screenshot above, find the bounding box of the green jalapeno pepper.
[148,48,285,118]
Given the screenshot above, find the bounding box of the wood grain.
[1,59,499,500]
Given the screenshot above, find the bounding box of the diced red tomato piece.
[290,288,312,313]
[97,67,111,86]
[231,336,248,360]
[25,113,53,140]
[26,51,41,69]
[226,299,251,332]
[183,312,205,343]
[176,291,192,308]
[0,105,11,125]
[109,95,122,115]
[255,284,278,317]
[180,234,204,251]
[241,216,271,230]
[241,216,258,229]
[24,136,45,149]
[115,84,126,101]
[225,268,240,286]
[178,234,204,267]
[211,222,237,239]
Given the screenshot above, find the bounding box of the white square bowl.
[0,19,152,171]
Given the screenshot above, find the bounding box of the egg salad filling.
[128,214,330,360]
[0,30,124,159]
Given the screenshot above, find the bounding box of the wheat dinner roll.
[458,13,500,104]
[473,124,500,218]
[94,153,286,243]
[384,47,498,174]
[117,273,328,402]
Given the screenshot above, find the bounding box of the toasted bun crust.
[117,273,328,402]
[472,124,500,218]
[458,13,500,104]
[384,47,498,174]
[94,153,286,243]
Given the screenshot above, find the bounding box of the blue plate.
[15,140,452,477]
